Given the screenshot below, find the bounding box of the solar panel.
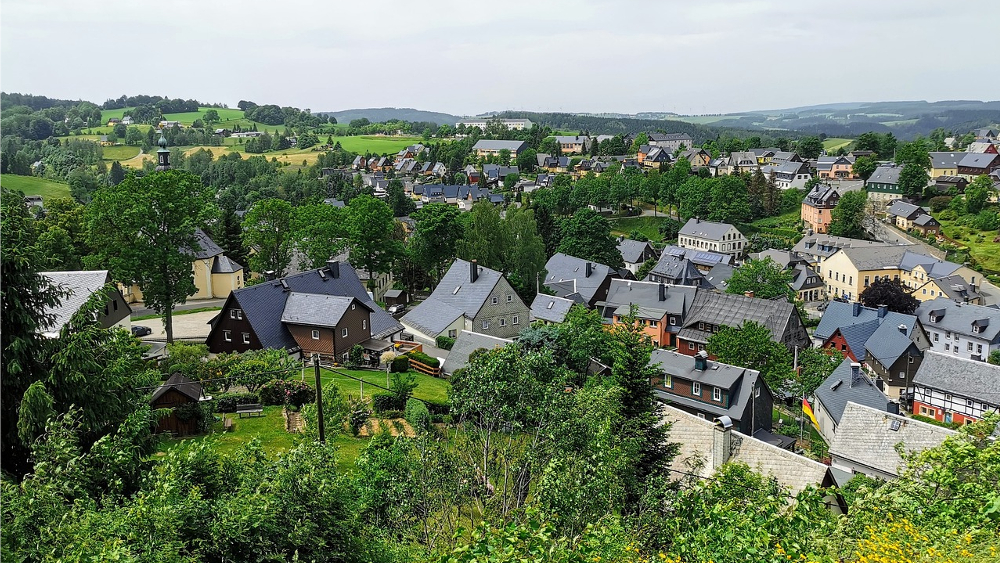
[889,419,901,432]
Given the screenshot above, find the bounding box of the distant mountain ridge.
[316,107,461,126]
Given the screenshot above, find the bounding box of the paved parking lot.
[135,310,219,341]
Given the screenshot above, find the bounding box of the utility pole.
[313,355,325,443]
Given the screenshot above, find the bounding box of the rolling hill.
[317,107,461,127]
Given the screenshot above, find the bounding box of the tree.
[516,148,536,172]
[203,109,220,125]
[725,257,794,301]
[989,350,1000,365]
[709,174,751,224]
[895,139,931,170]
[241,198,295,278]
[657,217,682,242]
[794,347,843,398]
[503,206,547,298]
[107,160,126,186]
[964,175,992,215]
[387,179,415,217]
[828,189,868,239]
[86,170,214,343]
[292,203,346,269]
[898,163,929,199]
[68,167,99,204]
[707,321,793,393]
[456,200,510,274]
[852,155,878,185]
[411,203,462,286]
[630,132,649,152]
[859,277,919,314]
[556,208,625,268]
[345,195,398,291]
[498,148,512,166]
[796,136,823,160]
[112,122,127,138]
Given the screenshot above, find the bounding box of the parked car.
[131,325,152,337]
[388,304,406,315]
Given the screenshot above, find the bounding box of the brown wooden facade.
[287,301,372,360]
[151,388,200,436]
[206,295,261,354]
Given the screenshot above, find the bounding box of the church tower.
[155,134,171,171]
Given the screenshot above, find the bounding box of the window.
[482,320,489,329]
[755,386,761,398]
[311,329,320,340]
[698,322,705,330]
[945,344,950,351]
[649,320,657,328]
[664,374,672,388]
[967,399,974,407]
[242,332,250,344]
[506,295,513,303]
[351,303,356,310]
[448,329,457,338]
[362,319,367,330]
[670,316,676,326]
[697,413,706,420]
[513,315,519,325]
[849,276,853,286]
[946,394,953,401]
[712,387,721,401]
[499,318,506,327]
[492,297,498,305]
[968,342,973,352]
[230,310,238,319]
[224,330,231,342]
[693,382,701,396]
[922,289,927,295]
[113,300,118,311]
[977,344,982,354]
[934,333,939,342]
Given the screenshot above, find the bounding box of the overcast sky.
[3,0,998,116]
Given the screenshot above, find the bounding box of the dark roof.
[815,301,880,340]
[645,256,707,287]
[885,200,924,220]
[814,359,895,426]
[868,164,902,185]
[930,274,981,302]
[402,259,519,336]
[656,245,729,268]
[151,373,205,403]
[188,228,224,259]
[650,350,764,421]
[472,140,527,152]
[790,265,824,291]
[544,253,617,305]
[443,330,512,374]
[704,263,735,291]
[212,255,244,274]
[916,298,1000,342]
[958,152,1000,169]
[834,320,881,360]
[603,280,696,320]
[280,293,372,328]
[865,320,920,368]
[617,238,655,264]
[530,294,576,323]
[680,291,798,344]
[678,218,736,241]
[913,351,1000,404]
[220,262,402,350]
[802,183,840,207]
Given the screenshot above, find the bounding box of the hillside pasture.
[822,138,853,151]
[333,135,423,155]
[1,174,71,199]
[102,145,141,161]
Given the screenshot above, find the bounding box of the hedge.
[371,393,403,413]
[407,350,440,368]
[405,398,431,431]
[214,392,260,413]
[424,400,451,416]
[435,335,456,350]
[390,356,410,373]
[258,379,316,407]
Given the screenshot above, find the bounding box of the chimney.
[264,270,277,281]
[470,259,479,283]
[694,350,709,371]
[659,282,666,302]
[279,279,290,292]
[877,304,888,319]
[695,217,700,223]
[326,260,340,279]
[585,262,593,278]
[712,416,734,468]
[850,362,862,387]
[852,302,861,317]
[897,324,907,334]
[744,291,754,298]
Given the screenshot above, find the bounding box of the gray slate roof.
[930,274,981,302]
[815,301,881,340]
[189,228,224,259]
[793,234,905,262]
[617,238,655,264]
[472,139,527,152]
[802,183,840,207]
[212,255,244,274]
[885,200,924,220]
[646,256,707,286]
[678,291,798,344]
[544,253,616,305]
[603,280,697,320]
[704,263,735,291]
[443,330,512,374]
[658,245,730,268]
[40,270,117,336]
[280,293,371,328]
[868,164,901,185]
[898,251,962,278]
[865,320,920,368]
[400,297,465,337]
[678,218,736,241]
[402,259,515,337]
[929,152,964,169]
[222,262,402,350]
[151,373,206,403]
[814,359,895,426]
[915,298,1000,342]
[530,294,576,323]
[958,152,999,169]
[829,402,955,478]
[650,349,758,389]
[834,320,881,361]
[838,245,911,271]
[913,351,1000,403]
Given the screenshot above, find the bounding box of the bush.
[407,350,440,368]
[435,335,456,350]
[390,356,410,373]
[160,342,209,379]
[174,401,213,434]
[424,400,451,416]
[928,196,952,212]
[214,392,260,413]
[258,379,316,407]
[346,344,364,369]
[405,398,431,431]
[371,393,402,413]
[938,209,958,221]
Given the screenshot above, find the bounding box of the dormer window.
[973,325,980,333]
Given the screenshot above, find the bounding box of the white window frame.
[342,328,348,338]
[224,330,231,342]
[362,319,367,330]
[242,332,250,344]
[482,320,489,329]
[311,329,320,340]
[507,295,513,303]
[693,382,701,396]
[712,386,721,401]
[492,296,498,305]
[512,315,519,325]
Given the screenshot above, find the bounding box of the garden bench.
[237,403,264,418]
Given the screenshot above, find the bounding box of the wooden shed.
[150,373,207,436]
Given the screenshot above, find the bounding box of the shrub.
[405,398,431,431]
[258,379,316,407]
[390,371,417,404]
[160,342,209,379]
[938,209,958,221]
[174,401,213,434]
[390,356,410,373]
[214,392,260,413]
[346,344,364,369]
[424,400,451,416]
[347,397,370,437]
[407,350,440,368]
[928,196,952,212]
[371,393,402,413]
[435,335,456,350]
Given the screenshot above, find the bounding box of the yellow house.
[913,274,982,304]
[124,229,244,304]
[929,152,963,179]
[823,246,980,303]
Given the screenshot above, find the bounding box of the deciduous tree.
[828,189,868,239]
[242,198,295,278]
[859,277,919,314]
[707,321,793,393]
[556,208,625,268]
[345,195,398,291]
[411,203,462,286]
[725,257,794,301]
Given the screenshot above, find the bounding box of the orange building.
[801,183,841,234]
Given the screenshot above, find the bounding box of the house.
[815,156,855,180]
[704,263,735,291]
[932,175,968,193]
[543,253,624,308]
[617,238,658,275]
[98,135,112,146]
[395,144,424,162]
[482,164,519,185]
[725,151,759,175]
[640,254,707,288]
[751,148,777,165]
[915,298,1000,361]
[158,120,181,129]
[107,117,121,126]
[650,349,773,434]
[914,274,981,305]
[280,293,375,362]
[678,148,711,168]
[821,245,911,302]
[640,146,673,168]
[866,164,903,202]
[653,245,732,274]
[675,291,810,356]
[885,200,931,231]
[529,294,578,324]
[677,218,747,257]
[661,405,835,495]
[472,139,527,159]
[812,359,897,442]
[126,229,245,305]
[400,259,529,344]
[897,251,979,298]
[150,374,210,436]
[383,289,408,308]
[600,280,697,347]
[975,128,997,140]
[929,152,965,179]
[910,213,941,236]
[332,249,393,302]
[554,135,591,154]
[121,116,133,125]
[792,233,906,268]
[770,151,802,166]
[647,133,694,153]
[828,402,955,480]
[912,351,1000,424]
[762,160,812,189]
[966,141,999,154]
[957,152,1000,180]
[39,270,132,338]
[457,118,533,130]
[790,264,826,303]
[442,330,512,375]
[206,260,402,356]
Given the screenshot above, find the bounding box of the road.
[131,298,226,317]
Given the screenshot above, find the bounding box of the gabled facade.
[867,164,903,202]
[600,280,697,347]
[281,293,374,362]
[912,351,1000,424]
[801,183,841,234]
[617,238,658,274]
[677,218,747,257]
[813,359,897,442]
[916,298,1000,361]
[816,156,855,180]
[40,270,132,337]
[544,253,623,308]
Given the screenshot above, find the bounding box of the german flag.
[802,397,820,430]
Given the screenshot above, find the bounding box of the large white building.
[677,218,747,257]
[915,298,1000,362]
[457,118,533,131]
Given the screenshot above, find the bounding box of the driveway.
[134,310,219,341]
[131,298,226,318]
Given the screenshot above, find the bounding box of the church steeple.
[155,134,171,171]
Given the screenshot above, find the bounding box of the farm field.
[822,138,853,151]
[332,135,424,154]
[666,114,747,125]
[1,174,71,199]
[102,145,141,161]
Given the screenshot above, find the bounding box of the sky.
[2,0,998,117]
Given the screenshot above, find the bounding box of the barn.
[150,373,209,436]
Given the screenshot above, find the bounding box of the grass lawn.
[934,212,1000,274]
[158,406,297,457]
[317,368,451,403]
[102,145,141,161]
[1,174,71,199]
[610,215,669,241]
[822,138,853,151]
[333,135,423,155]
